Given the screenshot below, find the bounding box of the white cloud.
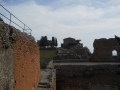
[0,0,120,52]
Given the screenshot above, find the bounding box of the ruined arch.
[90,38,120,62]
[112,50,117,56]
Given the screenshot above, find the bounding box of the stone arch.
[90,38,120,62]
[112,50,117,56]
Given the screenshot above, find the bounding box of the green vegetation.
[40,49,57,69]
[37,36,58,48]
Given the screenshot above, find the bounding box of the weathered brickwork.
[14,36,41,90]
[0,18,41,90]
[57,74,120,90]
[0,49,14,90]
[54,64,120,77]
[54,64,120,90]
[90,38,120,62]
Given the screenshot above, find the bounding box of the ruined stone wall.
[55,64,120,90]
[90,38,120,62]
[75,48,86,56]
[63,37,75,46]
[0,49,14,90]
[54,64,120,77]
[53,59,89,63]
[57,74,120,90]
[0,18,41,90]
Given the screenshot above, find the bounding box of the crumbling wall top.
[93,38,119,48]
[0,17,35,42]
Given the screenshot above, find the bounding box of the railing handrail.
[0,4,32,35]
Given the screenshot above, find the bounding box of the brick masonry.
[0,18,41,90]
[14,36,41,90]
[54,63,120,90]
[90,38,120,62]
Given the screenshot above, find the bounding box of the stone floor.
[37,69,56,90]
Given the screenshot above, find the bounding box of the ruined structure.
[90,38,120,62]
[61,37,82,48]
[59,37,91,60]
[61,37,76,47]
[0,18,41,90]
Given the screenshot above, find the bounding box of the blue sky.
[0,0,120,52]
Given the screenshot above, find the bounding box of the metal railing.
[0,4,32,35]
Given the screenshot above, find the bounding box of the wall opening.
[112,50,117,56]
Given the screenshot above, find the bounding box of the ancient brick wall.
[54,64,120,77]
[90,38,120,62]
[14,36,41,90]
[0,18,41,90]
[55,64,120,90]
[57,74,120,90]
[75,48,86,55]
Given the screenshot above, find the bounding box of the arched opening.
[112,50,117,56]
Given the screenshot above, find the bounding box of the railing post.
[10,13,11,25]
[23,24,25,32]
[0,4,32,35]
